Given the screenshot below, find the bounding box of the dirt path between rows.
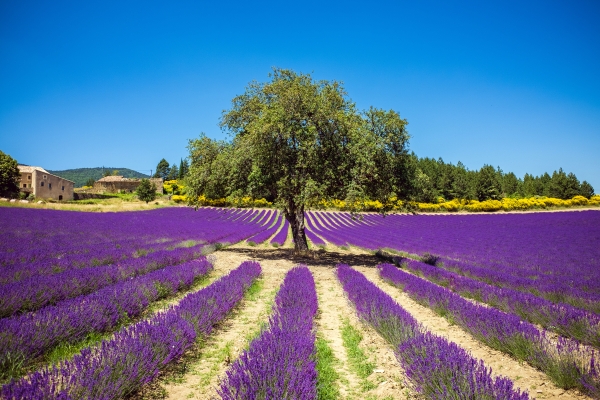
[312,266,408,399]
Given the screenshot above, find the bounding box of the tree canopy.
[0,151,20,198]
[186,68,413,251]
[136,178,157,203]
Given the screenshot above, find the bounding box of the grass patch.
[315,337,341,400]
[45,331,106,367]
[341,318,376,392]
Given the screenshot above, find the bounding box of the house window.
[49,183,52,189]
[40,182,44,187]
[23,184,27,188]
[43,175,47,179]
[62,186,64,191]
[28,175,31,180]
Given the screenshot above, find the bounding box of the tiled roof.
[18,165,49,174]
[97,176,129,182]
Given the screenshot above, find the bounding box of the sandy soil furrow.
[311,266,409,399]
[357,266,590,400]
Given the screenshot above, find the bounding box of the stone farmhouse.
[93,176,163,194]
[18,166,75,201]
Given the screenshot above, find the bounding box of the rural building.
[93,176,163,194]
[18,166,75,201]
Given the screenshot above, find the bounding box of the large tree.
[187,68,413,252]
[0,151,20,198]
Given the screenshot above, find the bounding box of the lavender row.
[0,257,213,379]
[0,245,204,318]
[270,218,290,246]
[247,212,283,244]
[1,261,261,399]
[0,238,177,285]
[378,263,600,396]
[398,257,600,347]
[219,265,318,399]
[439,257,600,315]
[0,207,268,284]
[305,213,346,246]
[336,264,528,399]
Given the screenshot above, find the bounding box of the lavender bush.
[247,212,283,244]
[0,257,213,379]
[336,264,528,399]
[1,261,261,399]
[0,246,204,317]
[398,257,600,347]
[379,263,600,396]
[270,218,290,246]
[0,207,270,317]
[218,266,318,399]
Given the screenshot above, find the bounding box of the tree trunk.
[285,203,309,252]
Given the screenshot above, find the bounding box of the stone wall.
[92,178,163,194]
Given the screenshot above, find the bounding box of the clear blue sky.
[1,1,599,189]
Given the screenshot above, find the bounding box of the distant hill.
[48,168,150,188]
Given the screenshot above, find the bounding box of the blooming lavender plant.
[1,261,261,399]
[0,257,213,379]
[0,246,203,317]
[398,257,600,347]
[336,264,528,399]
[270,218,290,246]
[218,266,318,399]
[378,263,600,395]
[247,212,283,244]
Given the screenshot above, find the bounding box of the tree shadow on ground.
[218,247,381,268]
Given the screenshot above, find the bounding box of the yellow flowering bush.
[163,180,186,195]
[177,193,598,212]
[171,195,187,203]
[413,195,598,213]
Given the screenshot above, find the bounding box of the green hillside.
[48,168,149,188]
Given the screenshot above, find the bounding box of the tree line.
[412,157,594,203]
[153,158,189,181]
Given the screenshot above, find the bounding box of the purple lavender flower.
[1,261,261,399]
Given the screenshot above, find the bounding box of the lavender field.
[1,206,599,399]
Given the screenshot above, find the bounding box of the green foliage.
[0,151,20,198]
[153,158,170,180]
[475,165,502,201]
[178,158,189,180]
[580,181,595,198]
[410,157,594,203]
[341,318,376,391]
[167,164,179,181]
[85,178,95,187]
[47,168,148,188]
[136,178,157,203]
